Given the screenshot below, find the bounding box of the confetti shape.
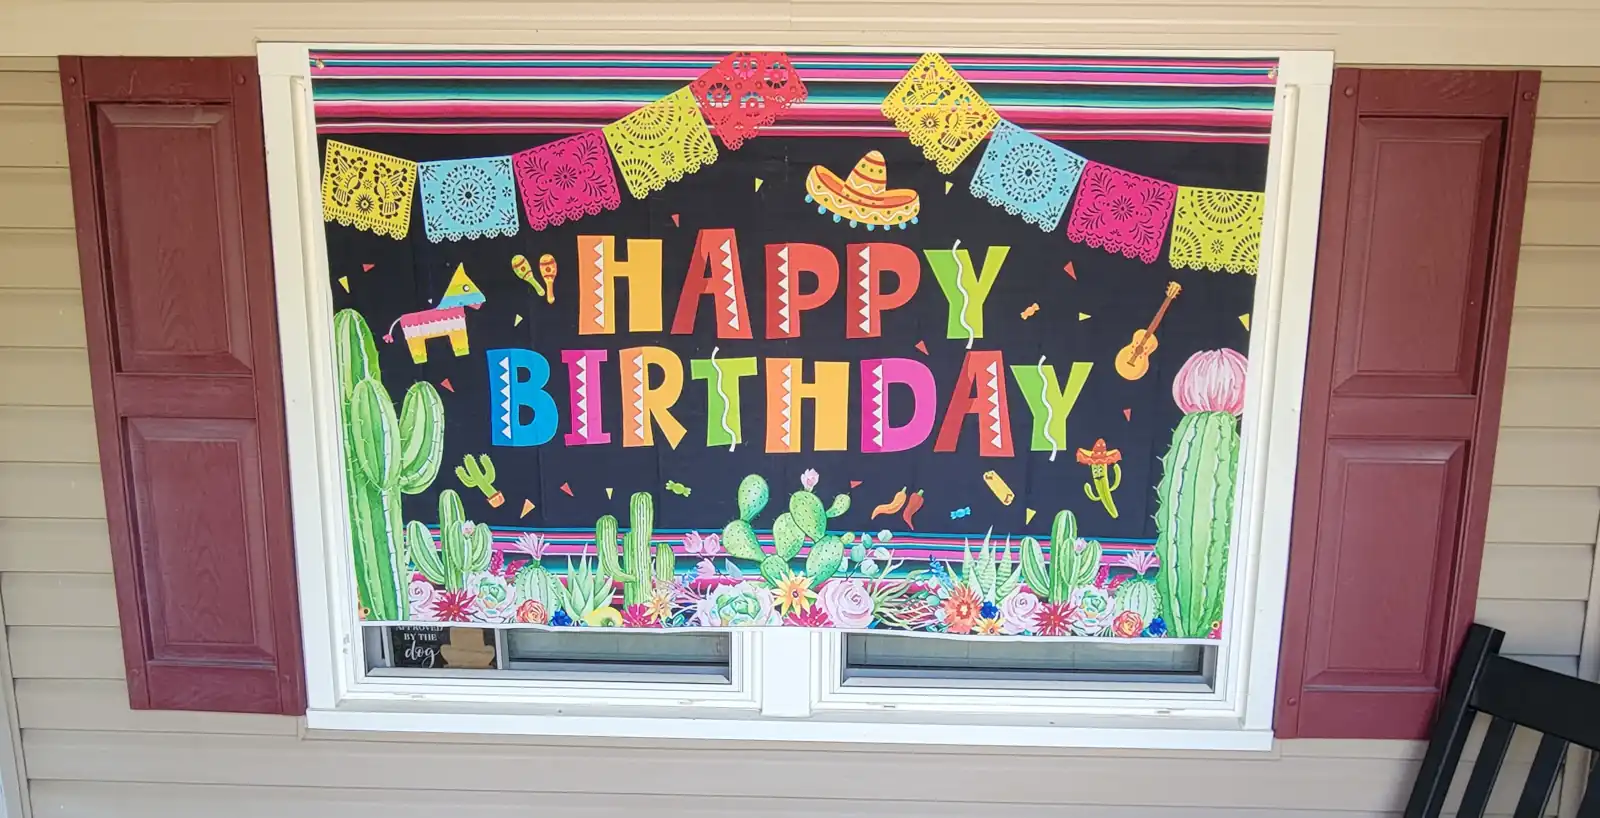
[754,177,764,191]
[1240,313,1252,331]
[520,499,535,518]
[1123,408,1132,421]
[945,181,953,194]
[915,340,928,355]
[1078,312,1091,321]
[605,487,614,499]
[671,213,681,227]
[849,480,862,489]
[362,263,375,272]
[337,276,350,292]
[514,314,523,326]
[1063,261,1077,280]
[439,378,453,392]
[559,482,573,497]
[1024,507,1037,525]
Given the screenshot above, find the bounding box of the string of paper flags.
[319,51,1265,274]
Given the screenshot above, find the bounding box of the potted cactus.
[335,309,444,621]
[1154,349,1246,638]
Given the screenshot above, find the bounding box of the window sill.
[305,705,1274,751]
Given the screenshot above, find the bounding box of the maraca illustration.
[510,254,545,298]
[538,254,557,304]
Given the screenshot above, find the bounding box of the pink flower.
[431,590,477,622]
[1033,602,1078,636]
[407,578,437,620]
[622,603,662,628]
[800,468,820,491]
[785,607,832,627]
[1173,348,1248,415]
[1121,550,1159,576]
[818,579,874,629]
[1000,589,1042,635]
[511,531,550,560]
[683,531,722,557]
[695,558,718,579]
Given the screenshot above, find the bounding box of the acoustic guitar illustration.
[1114,281,1182,381]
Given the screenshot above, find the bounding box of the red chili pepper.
[902,489,925,531]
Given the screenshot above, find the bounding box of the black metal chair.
[1406,623,1600,818]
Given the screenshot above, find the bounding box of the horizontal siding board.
[0,518,110,572]
[1521,183,1600,246]
[0,406,97,463]
[0,71,60,106]
[1478,543,1594,601]
[0,228,80,290]
[0,348,91,407]
[8,626,124,679]
[21,780,1416,818]
[0,572,117,627]
[0,463,105,519]
[1501,369,1600,428]
[1492,428,1600,486]
[1513,247,1600,309]
[1528,119,1600,183]
[0,104,67,168]
[1474,599,1586,657]
[15,679,297,735]
[1536,82,1600,119]
[0,288,84,348]
[0,167,73,230]
[1506,308,1600,369]
[1484,486,1600,545]
[16,730,1422,812]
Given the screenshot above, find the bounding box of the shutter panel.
[60,57,305,715]
[1275,68,1539,739]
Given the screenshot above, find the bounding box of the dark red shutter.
[1275,69,1539,739]
[60,57,305,714]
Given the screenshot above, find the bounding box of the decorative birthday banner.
[314,50,1274,640]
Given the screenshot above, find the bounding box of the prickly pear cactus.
[335,309,444,620]
[721,473,852,584]
[722,474,768,561]
[1155,411,1239,638]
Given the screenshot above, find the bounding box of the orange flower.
[942,585,981,634]
[975,617,1003,635]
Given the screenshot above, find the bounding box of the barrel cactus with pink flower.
[1155,348,1246,638]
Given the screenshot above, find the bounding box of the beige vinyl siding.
[0,55,1597,818]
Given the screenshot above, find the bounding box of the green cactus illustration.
[596,492,661,607]
[721,474,852,585]
[960,528,1022,604]
[455,453,504,508]
[514,562,565,613]
[1155,411,1239,638]
[1019,510,1100,604]
[335,309,444,621]
[406,490,491,592]
[1113,577,1161,625]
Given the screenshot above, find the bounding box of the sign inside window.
[315,50,1273,641]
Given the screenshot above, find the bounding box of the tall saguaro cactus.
[336,309,445,621]
[407,490,491,591]
[598,492,668,607]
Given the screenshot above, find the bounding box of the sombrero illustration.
[804,150,921,230]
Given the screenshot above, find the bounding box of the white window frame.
[258,42,1333,751]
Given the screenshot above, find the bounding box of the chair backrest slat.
[1403,624,1600,818]
[1512,734,1568,818]
[1457,717,1516,818]
[1576,756,1600,818]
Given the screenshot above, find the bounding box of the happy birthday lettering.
[490,230,1093,455]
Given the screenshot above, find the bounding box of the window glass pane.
[362,625,731,681]
[844,633,1211,686]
